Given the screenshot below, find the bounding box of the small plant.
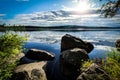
[0,32,27,80]
[81,60,93,71]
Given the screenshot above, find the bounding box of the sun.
[62,0,92,13]
[72,0,91,13]
[75,1,90,12]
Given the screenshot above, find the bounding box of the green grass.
[103,50,120,80]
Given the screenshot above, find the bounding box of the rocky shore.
[11,34,120,80]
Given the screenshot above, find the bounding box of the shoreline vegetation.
[1,25,120,31]
[0,32,27,80]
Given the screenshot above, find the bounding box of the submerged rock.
[25,49,55,61]
[12,62,47,80]
[61,34,94,53]
[115,39,120,51]
[77,63,111,80]
[60,48,89,80]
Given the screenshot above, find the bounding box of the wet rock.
[61,34,94,53]
[60,48,89,80]
[12,62,47,80]
[25,49,55,61]
[115,39,120,51]
[77,63,111,80]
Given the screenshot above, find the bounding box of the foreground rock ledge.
[61,34,94,53]
[77,63,111,80]
[12,62,47,80]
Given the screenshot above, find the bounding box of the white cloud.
[5,10,120,27]
[0,14,6,17]
[0,14,6,24]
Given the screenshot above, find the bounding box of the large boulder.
[77,63,111,80]
[61,34,94,53]
[60,48,89,80]
[25,49,55,61]
[12,62,47,80]
[115,39,120,51]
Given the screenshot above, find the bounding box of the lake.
[18,30,119,59]
[22,30,120,80]
[0,30,120,80]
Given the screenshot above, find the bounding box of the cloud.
[5,10,120,27]
[0,14,6,17]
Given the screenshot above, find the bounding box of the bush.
[0,32,27,80]
[81,49,120,80]
[103,50,120,80]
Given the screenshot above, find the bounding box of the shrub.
[81,49,120,80]
[0,32,27,80]
[103,50,120,80]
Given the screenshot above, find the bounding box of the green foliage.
[103,50,120,80]
[81,60,93,71]
[0,32,27,80]
[100,0,120,17]
[81,49,120,80]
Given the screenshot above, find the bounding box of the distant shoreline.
[1,25,120,31]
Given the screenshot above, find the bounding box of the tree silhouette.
[100,0,120,17]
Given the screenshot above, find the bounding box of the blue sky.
[0,0,73,19]
[0,0,120,27]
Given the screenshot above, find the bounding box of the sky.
[0,0,120,27]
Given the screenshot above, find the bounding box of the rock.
[20,56,37,64]
[12,62,47,80]
[61,34,94,53]
[77,63,111,80]
[115,39,120,51]
[25,49,55,61]
[60,48,89,80]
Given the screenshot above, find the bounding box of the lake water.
[0,30,120,80]
[19,30,120,59]
[21,30,120,80]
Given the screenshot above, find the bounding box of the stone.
[115,39,120,51]
[20,56,37,64]
[25,49,55,61]
[60,48,89,80]
[61,34,94,53]
[77,63,111,80]
[12,62,47,80]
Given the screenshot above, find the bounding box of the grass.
[103,50,120,80]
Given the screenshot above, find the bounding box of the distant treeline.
[1,24,120,31]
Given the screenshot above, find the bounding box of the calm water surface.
[18,30,120,58]
[1,30,120,80]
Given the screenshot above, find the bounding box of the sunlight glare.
[73,0,91,13]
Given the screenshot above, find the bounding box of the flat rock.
[25,49,55,61]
